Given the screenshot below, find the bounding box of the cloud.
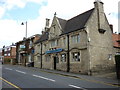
[0,0,48,48]
[5,0,25,9]
[39,0,95,20]
[0,0,47,19]
[0,19,24,41]
[0,7,5,18]
[0,0,119,48]
[38,0,119,33]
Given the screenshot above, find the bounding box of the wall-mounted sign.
[20,45,25,49]
[46,48,63,54]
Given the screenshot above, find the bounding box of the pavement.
[4,64,120,87]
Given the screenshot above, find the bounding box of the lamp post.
[21,21,27,38]
[21,21,27,66]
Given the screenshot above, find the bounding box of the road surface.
[1,65,120,89]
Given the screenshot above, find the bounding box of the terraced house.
[1,44,16,64]
[34,0,115,75]
[16,34,40,66]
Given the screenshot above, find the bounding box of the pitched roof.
[35,8,94,44]
[62,8,94,34]
[34,31,49,44]
[57,17,67,30]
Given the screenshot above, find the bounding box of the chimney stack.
[45,18,50,31]
[94,0,104,31]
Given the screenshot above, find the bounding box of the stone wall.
[85,3,115,74]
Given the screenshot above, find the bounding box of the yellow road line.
[0,77,21,90]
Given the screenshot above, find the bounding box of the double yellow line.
[0,77,21,90]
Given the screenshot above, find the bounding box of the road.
[1,65,120,89]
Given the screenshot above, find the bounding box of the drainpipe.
[67,34,70,72]
[40,42,42,68]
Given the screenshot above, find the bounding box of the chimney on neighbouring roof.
[109,24,113,33]
[41,31,44,34]
[45,18,50,31]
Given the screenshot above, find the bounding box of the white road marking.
[32,74,55,82]
[69,84,87,90]
[15,70,26,74]
[5,68,13,71]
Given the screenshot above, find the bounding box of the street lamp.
[21,21,27,38]
[21,21,27,66]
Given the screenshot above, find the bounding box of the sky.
[0,0,119,48]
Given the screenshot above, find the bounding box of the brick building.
[1,44,16,64]
[112,33,120,54]
[16,34,40,66]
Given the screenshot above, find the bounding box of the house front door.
[54,57,56,70]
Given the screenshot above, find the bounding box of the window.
[5,48,7,51]
[29,40,33,48]
[8,47,10,51]
[72,52,80,61]
[63,38,66,45]
[8,53,10,56]
[108,54,112,60]
[56,56,59,63]
[37,56,40,62]
[116,52,120,55]
[36,44,40,53]
[61,54,66,62]
[71,34,80,43]
[4,54,7,56]
[51,40,56,47]
[44,44,46,49]
[51,40,58,47]
[56,40,58,46]
[46,55,51,62]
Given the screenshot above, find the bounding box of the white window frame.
[8,53,10,56]
[63,38,66,45]
[61,53,66,62]
[71,34,80,43]
[51,40,58,47]
[72,52,80,62]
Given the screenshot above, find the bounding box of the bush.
[4,58,11,64]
